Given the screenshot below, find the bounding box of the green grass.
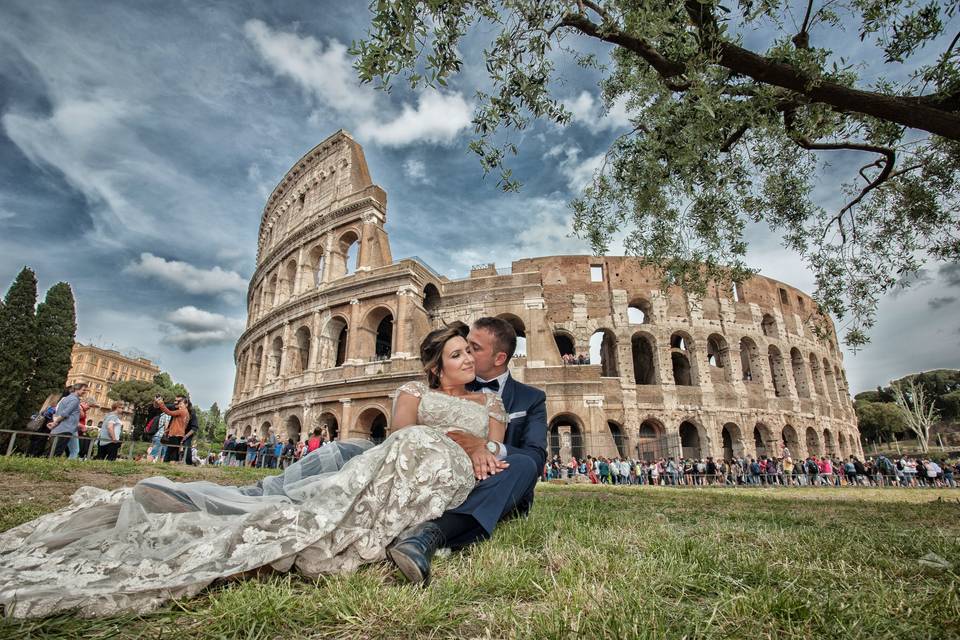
[0,460,958,639]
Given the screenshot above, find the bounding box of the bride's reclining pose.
[0,317,546,618]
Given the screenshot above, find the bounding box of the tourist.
[178,396,198,466]
[95,402,123,460]
[48,383,88,459]
[306,428,323,453]
[153,395,188,463]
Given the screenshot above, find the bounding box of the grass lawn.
[0,458,958,639]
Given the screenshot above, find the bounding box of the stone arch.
[306,244,326,288]
[423,283,441,315]
[290,325,311,375]
[631,331,657,385]
[822,358,840,407]
[706,333,733,382]
[315,411,339,441]
[250,286,261,320]
[332,229,360,278]
[637,417,666,460]
[360,306,394,360]
[285,415,303,442]
[354,406,389,442]
[497,313,527,357]
[834,365,848,405]
[264,272,278,308]
[320,315,349,369]
[549,413,585,461]
[678,420,705,459]
[251,345,263,387]
[805,426,821,456]
[753,422,777,458]
[242,424,252,438]
[721,422,745,460]
[627,297,653,324]
[554,330,576,358]
[270,336,283,378]
[259,421,272,439]
[590,329,619,377]
[761,313,777,337]
[740,337,762,382]
[670,331,697,386]
[767,345,789,397]
[823,428,837,457]
[790,348,810,398]
[607,420,628,458]
[282,258,298,300]
[782,424,800,457]
[809,353,825,396]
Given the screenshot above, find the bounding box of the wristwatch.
[486,441,498,455]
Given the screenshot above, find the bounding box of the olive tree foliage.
[352,0,960,346]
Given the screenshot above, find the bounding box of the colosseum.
[226,130,862,463]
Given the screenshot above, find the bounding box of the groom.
[386,316,547,584]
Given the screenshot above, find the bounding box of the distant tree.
[0,267,37,430]
[891,377,939,453]
[19,283,76,425]
[353,0,960,347]
[854,399,908,442]
[205,402,226,443]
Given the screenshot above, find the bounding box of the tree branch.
[793,0,815,49]
[720,124,749,152]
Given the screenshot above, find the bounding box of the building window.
[590,265,603,282]
[779,288,789,305]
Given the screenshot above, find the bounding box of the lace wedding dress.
[0,382,506,618]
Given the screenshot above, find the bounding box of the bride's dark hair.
[420,321,469,389]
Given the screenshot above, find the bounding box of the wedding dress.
[0,382,506,618]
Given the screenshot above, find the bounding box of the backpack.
[144,416,158,435]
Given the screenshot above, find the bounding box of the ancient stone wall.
[227,132,861,462]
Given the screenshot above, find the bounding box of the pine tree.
[0,267,38,430]
[20,282,76,425]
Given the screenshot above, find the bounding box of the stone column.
[292,246,306,296]
[257,335,270,387]
[321,234,336,284]
[308,311,323,371]
[339,398,353,439]
[345,298,362,363]
[280,321,293,378]
[394,285,417,358]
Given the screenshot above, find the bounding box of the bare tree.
[891,377,939,454]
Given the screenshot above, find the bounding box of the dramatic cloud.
[928,296,957,310]
[550,146,606,192]
[358,90,473,146]
[161,306,246,351]
[243,19,377,117]
[561,91,632,133]
[125,253,247,296]
[940,262,960,287]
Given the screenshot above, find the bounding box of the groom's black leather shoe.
[386,522,445,586]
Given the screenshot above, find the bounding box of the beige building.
[226,130,862,461]
[66,343,160,426]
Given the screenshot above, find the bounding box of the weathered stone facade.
[227,130,862,462]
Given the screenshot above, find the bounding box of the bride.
[0,321,507,618]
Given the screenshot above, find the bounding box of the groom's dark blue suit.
[442,373,547,549]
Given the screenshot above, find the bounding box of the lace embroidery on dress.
[486,394,508,424]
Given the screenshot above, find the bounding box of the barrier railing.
[542,470,958,488]
[0,428,188,461]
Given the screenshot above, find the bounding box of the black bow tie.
[469,379,500,392]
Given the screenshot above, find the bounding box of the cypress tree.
[20,282,77,425]
[0,267,38,430]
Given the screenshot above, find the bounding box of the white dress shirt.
[474,370,511,459]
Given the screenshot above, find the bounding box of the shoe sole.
[386,546,426,585]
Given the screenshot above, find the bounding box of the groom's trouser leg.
[433,454,539,550]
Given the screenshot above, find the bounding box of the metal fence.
[543,470,958,488]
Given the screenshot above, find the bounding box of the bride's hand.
[446,431,509,481]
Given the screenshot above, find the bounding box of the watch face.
[486,441,497,454]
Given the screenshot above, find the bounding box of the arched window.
[782,424,800,456]
[270,336,283,378]
[375,315,393,359]
[768,345,788,397]
[285,415,302,442]
[679,421,702,459]
[308,245,325,288]
[638,419,665,460]
[283,258,297,300]
[292,326,311,375]
[590,329,619,377]
[251,346,263,387]
[423,284,441,314]
[706,334,733,382]
[548,414,585,461]
[362,307,394,361]
[631,332,656,385]
[809,353,825,396]
[627,297,652,324]
[497,314,526,358]
[740,337,761,382]
[670,332,696,386]
[805,426,821,456]
[320,316,349,369]
[721,423,743,461]
[355,407,389,443]
[316,412,339,441]
[554,331,575,358]
[791,348,810,398]
[264,273,278,308]
[333,230,360,278]
[761,314,777,337]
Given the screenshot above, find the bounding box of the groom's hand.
[446,431,509,481]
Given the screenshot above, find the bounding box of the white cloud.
[161,305,246,351]
[402,158,432,184]
[561,91,632,133]
[125,253,247,296]
[358,90,473,146]
[555,146,606,192]
[243,19,377,117]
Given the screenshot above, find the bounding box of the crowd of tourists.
[544,452,959,488]
[561,353,591,365]
[212,427,330,468]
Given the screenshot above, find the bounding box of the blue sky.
[0,1,957,409]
